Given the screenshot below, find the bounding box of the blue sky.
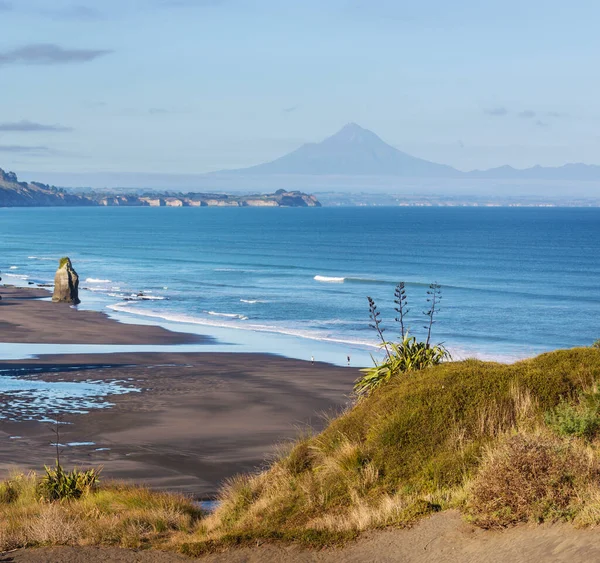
[1,0,599,179]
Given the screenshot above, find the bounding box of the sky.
[1,0,600,183]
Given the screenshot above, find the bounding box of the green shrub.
[355,333,449,397]
[38,463,101,501]
[593,340,600,349]
[545,389,600,440]
[354,282,450,398]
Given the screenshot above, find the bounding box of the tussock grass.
[0,473,202,551]
[5,347,600,555]
[183,347,600,551]
[468,431,600,527]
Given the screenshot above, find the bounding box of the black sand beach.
[0,286,357,496]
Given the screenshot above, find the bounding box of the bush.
[354,282,450,397]
[468,433,598,527]
[38,463,101,502]
[545,388,600,440]
[355,333,449,397]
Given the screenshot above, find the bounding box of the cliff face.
[0,169,94,207]
[0,168,322,208]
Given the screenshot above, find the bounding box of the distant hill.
[0,168,93,207]
[0,169,320,208]
[220,123,600,181]
[225,123,462,177]
[468,163,600,181]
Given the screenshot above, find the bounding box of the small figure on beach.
[311,355,314,365]
[347,355,351,366]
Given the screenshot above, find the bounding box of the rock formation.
[52,257,80,304]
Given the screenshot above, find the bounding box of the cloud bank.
[0,44,111,66]
[0,120,72,132]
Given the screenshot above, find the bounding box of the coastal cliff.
[0,169,93,207]
[0,168,321,208]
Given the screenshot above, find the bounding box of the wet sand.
[0,285,203,344]
[0,286,357,496]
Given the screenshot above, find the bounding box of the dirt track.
[6,511,600,562]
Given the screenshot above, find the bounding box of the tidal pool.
[0,368,139,422]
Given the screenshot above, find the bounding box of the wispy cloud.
[157,0,224,7]
[283,106,298,114]
[0,145,50,154]
[518,110,536,119]
[0,120,72,132]
[0,44,111,66]
[40,5,102,20]
[148,108,169,115]
[535,120,548,128]
[484,107,508,117]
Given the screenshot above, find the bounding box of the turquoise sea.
[1,206,599,366]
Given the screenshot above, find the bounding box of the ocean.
[1,206,599,365]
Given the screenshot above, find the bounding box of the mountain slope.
[226,123,462,177]
[220,123,600,181]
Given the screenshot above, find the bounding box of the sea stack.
[52,257,80,305]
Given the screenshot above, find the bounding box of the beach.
[0,285,357,497]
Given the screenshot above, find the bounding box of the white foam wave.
[314,275,345,283]
[208,311,248,320]
[105,303,379,349]
[4,273,29,280]
[86,278,111,283]
[240,299,268,304]
[27,256,55,261]
[9,266,18,270]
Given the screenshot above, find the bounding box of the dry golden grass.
[6,347,600,556]
[467,431,600,528]
[0,473,202,552]
[179,347,600,552]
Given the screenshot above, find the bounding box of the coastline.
[0,285,205,345]
[0,285,357,496]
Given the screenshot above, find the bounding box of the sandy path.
[7,511,600,562]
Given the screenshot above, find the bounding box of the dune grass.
[4,347,600,556]
[180,347,600,553]
[0,474,202,552]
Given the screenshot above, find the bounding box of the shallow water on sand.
[0,366,138,421]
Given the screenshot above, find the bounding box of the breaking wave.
[314,275,345,283]
[105,303,378,349]
[207,311,249,320]
[86,278,112,283]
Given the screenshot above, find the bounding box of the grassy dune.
[182,347,600,554]
[0,476,202,551]
[3,347,600,556]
